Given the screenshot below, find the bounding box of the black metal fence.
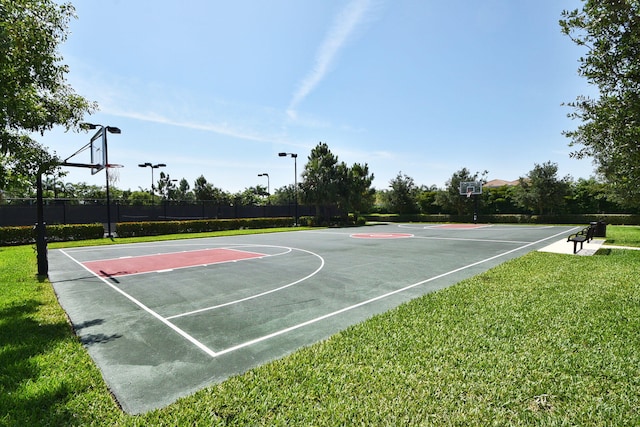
[0,199,323,227]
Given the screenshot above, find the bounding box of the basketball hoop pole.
[473,194,478,224]
[35,166,48,276]
[460,181,482,224]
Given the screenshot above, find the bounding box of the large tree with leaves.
[300,142,376,221]
[341,162,375,217]
[193,175,229,204]
[300,142,340,220]
[0,0,95,186]
[386,172,419,214]
[560,1,640,209]
[514,161,571,215]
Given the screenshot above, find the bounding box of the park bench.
[567,225,595,254]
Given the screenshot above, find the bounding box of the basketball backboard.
[90,127,106,175]
[459,181,483,196]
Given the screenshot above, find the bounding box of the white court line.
[412,235,531,245]
[166,246,324,319]
[398,223,558,231]
[417,224,494,230]
[211,227,573,358]
[59,249,219,358]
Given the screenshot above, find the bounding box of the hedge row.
[3,213,637,246]
[364,213,640,225]
[115,217,295,237]
[0,223,104,246]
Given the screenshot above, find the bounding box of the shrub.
[116,217,294,237]
[0,223,104,246]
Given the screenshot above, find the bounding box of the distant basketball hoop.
[459,181,482,196]
[459,181,482,224]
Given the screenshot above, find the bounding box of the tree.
[387,172,418,214]
[416,185,440,214]
[271,184,296,206]
[174,178,194,201]
[193,175,228,204]
[560,2,640,209]
[568,177,618,214]
[436,168,486,216]
[342,162,375,217]
[482,185,520,214]
[69,182,105,201]
[0,1,95,185]
[233,186,266,206]
[300,142,340,220]
[514,161,571,215]
[193,175,215,201]
[127,190,154,206]
[156,171,178,200]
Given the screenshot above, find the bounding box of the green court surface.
[48,223,578,414]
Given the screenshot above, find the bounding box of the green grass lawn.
[2,226,640,425]
[602,224,640,247]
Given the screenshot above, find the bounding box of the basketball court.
[48,223,579,413]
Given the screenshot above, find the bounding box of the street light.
[258,173,270,196]
[82,123,121,238]
[278,152,297,225]
[138,162,166,197]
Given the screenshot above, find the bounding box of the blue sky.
[39,0,595,194]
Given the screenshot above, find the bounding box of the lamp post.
[278,152,297,225]
[138,162,166,198]
[258,173,270,196]
[83,123,121,238]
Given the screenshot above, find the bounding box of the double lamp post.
[138,162,166,198]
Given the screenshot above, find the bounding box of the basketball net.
[106,164,123,187]
[467,189,473,198]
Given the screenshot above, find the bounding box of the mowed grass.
[1,226,640,425]
[601,224,640,247]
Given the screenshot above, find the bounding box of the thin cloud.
[287,0,375,119]
[105,107,291,145]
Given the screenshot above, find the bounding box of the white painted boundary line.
[167,246,325,320]
[412,235,531,245]
[212,227,574,358]
[59,249,219,358]
[416,224,494,230]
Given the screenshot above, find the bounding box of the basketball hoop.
[460,181,482,197]
[105,163,123,187]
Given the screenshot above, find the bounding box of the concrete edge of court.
[538,238,640,256]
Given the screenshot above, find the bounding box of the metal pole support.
[36,172,48,276]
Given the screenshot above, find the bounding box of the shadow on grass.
[0,298,86,425]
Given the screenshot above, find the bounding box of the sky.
[38,0,596,194]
